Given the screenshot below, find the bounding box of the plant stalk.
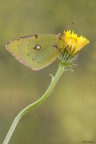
[3,63,65,144]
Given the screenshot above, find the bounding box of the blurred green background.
[0,0,96,144]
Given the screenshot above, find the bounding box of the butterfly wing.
[6,34,60,70]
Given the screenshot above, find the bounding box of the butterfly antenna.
[64,21,77,31]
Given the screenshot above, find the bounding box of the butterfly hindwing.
[6,34,60,70]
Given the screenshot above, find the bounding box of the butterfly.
[6,33,66,70]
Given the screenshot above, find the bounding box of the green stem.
[3,63,65,144]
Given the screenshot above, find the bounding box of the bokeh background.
[0,0,96,144]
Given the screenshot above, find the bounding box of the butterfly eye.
[34,45,41,50]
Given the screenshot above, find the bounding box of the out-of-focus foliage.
[0,0,96,144]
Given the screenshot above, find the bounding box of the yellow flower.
[63,30,90,55]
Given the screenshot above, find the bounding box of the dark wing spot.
[53,44,58,48]
[53,45,62,53]
[33,35,38,39]
[19,35,38,39]
[15,34,38,41]
[59,37,61,40]
[19,35,33,38]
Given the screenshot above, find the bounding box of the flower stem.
[3,63,65,144]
